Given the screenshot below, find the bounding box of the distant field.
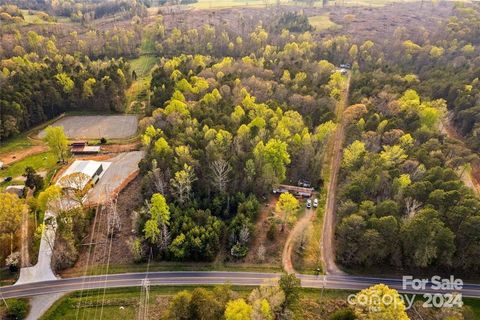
[309,14,341,31]
[188,0,421,9]
[190,0,284,9]
[38,115,139,140]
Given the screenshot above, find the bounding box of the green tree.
[143,193,170,246]
[279,273,301,314]
[342,140,365,169]
[353,284,409,320]
[401,208,455,268]
[166,290,192,320]
[23,167,44,193]
[190,288,223,320]
[43,126,68,163]
[276,192,299,231]
[170,164,196,205]
[54,73,74,93]
[224,299,253,320]
[254,139,291,186]
[0,193,26,254]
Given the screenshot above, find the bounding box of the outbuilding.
[57,160,110,190]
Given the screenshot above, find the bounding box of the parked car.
[340,63,351,69]
[3,176,12,183]
[313,198,318,208]
[306,199,312,209]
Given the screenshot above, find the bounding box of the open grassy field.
[126,56,157,113]
[309,14,341,31]
[0,152,56,179]
[0,134,35,155]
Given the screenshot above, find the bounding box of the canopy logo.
[347,276,464,311]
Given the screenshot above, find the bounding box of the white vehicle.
[313,198,318,208]
[306,199,312,209]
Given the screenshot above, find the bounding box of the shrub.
[5,299,29,320]
[329,308,356,320]
[267,223,276,241]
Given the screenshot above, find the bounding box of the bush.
[5,299,29,320]
[329,308,356,320]
[100,137,107,144]
[267,223,276,241]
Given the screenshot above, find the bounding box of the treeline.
[0,54,131,139]
[0,0,148,21]
[164,274,302,320]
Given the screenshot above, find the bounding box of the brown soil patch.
[61,177,143,277]
[0,145,48,165]
[240,196,291,266]
[102,142,140,153]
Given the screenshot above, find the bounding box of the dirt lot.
[37,115,139,140]
[0,144,48,165]
[62,177,143,276]
[86,151,145,206]
[240,196,294,267]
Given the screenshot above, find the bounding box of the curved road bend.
[2,272,480,299]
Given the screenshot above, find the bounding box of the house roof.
[57,160,110,190]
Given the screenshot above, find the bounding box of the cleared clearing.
[309,14,341,31]
[38,115,138,140]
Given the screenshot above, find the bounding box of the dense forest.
[334,2,480,274]
[2,0,480,278]
[135,17,342,261]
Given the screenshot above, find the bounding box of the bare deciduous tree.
[405,197,422,218]
[210,159,232,194]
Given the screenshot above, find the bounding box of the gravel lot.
[86,151,145,205]
[38,115,138,139]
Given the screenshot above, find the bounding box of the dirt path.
[320,73,351,275]
[0,144,48,165]
[282,208,316,274]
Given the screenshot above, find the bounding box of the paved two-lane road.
[2,272,480,300]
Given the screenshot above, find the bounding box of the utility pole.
[137,278,150,320]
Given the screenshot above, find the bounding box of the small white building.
[57,160,110,190]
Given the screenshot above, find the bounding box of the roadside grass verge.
[40,285,354,320]
[60,262,283,278]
